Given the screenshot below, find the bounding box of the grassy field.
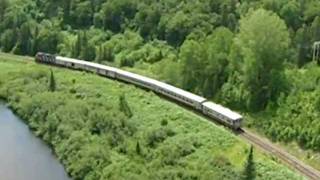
[0,53,303,179]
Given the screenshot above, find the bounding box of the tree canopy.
[1,0,320,160]
[235,9,290,110]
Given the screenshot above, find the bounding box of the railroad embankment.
[0,53,303,179]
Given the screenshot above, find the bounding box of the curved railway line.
[239,129,320,180]
[36,53,320,180]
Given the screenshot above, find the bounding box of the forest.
[0,0,320,161]
[0,54,303,179]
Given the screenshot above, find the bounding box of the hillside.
[0,53,304,179]
[1,0,320,156]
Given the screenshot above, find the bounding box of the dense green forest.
[0,54,303,180]
[0,0,320,156]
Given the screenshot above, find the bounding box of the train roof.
[57,56,87,65]
[156,81,206,103]
[116,69,206,103]
[47,54,242,122]
[202,101,242,120]
[57,56,206,103]
[56,56,119,72]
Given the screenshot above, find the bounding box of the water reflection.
[0,103,70,180]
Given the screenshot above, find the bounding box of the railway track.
[144,88,320,179]
[16,53,320,179]
[239,129,320,180]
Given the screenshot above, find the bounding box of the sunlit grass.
[0,53,303,179]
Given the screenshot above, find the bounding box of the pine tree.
[242,146,256,180]
[19,22,32,55]
[119,94,133,118]
[0,0,8,22]
[49,69,56,92]
[32,26,39,55]
[311,17,320,42]
[296,25,311,67]
[80,30,95,61]
[96,44,103,63]
[73,31,82,58]
[136,141,141,155]
[80,30,88,59]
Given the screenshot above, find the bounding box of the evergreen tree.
[0,0,9,22]
[80,31,88,60]
[73,31,82,58]
[296,25,311,67]
[96,44,103,63]
[18,22,33,55]
[119,94,133,118]
[311,17,320,42]
[80,31,95,61]
[49,69,56,92]
[136,141,141,155]
[242,146,256,180]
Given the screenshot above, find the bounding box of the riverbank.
[0,102,70,180]
[0,53,304,179]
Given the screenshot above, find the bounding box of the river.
[0,102,70,180]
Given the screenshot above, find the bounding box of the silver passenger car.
[56,56,118,78]
[154,81,206,110]
[115,68,206,109]
[202,101,242,129]
[35,52,243,129]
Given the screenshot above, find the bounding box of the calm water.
[0,103,70,180]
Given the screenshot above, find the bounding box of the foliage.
[231,9,290,111]
[0,0,318,67]
[49,69,56,92]
[179,27,234,97]
[1,0,320,164]
[242,146,256,180]
[0,55,303,180]
[119,93,133,118]
[259,64,320,151]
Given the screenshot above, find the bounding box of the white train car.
[56,56,118,78]
[35,52,243,129]
[202,102,242,129]
[57,56,86,69]
[115,68,206,110]
[115,69,156,90]
[154,81,206,110]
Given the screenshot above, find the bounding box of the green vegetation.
[1,0,320,170]
[247,64,320,151]
[242,146,256,180]
[0,54,303,179]
[119,94,133,118]
[49,69,56,92]
[228,9,290,110]
[0,0,320,151]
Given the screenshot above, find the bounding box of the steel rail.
[239,129,320,180]
[29,53,320,180]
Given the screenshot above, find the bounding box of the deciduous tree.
[235,9,290,110]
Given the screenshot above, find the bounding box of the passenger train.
[35,52,243,129]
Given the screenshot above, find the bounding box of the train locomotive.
[35,52,243,129]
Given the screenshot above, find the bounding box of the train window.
[71,63,75,67]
